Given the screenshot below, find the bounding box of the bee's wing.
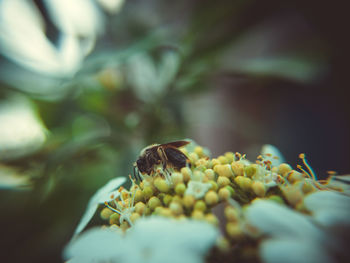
[160,140,190,148]
[163,147,189,168]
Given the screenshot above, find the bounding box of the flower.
[64,216,219,263]
[73,177,126,236]
[67,141,350,263]
[185,181,212,199]
[104,186,137,226]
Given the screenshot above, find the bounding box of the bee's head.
[136,156,147,173]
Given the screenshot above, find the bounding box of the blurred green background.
[0,0,349,262]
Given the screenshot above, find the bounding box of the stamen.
[327,170,337,176]
[299,153,317,181]
[104,201,122,215]
[130,187,136,208]
[296,164,310,179]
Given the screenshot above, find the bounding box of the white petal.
[126,217,218,263]
[245,199,321,239]
[327,175,350,195]
[304,191,350,226]
[0,0,65,75]
[0,96,47,160]
[64,227,123,263]
[260,238,333,263]
[73,177,126,236]
[96,0,125,14]
[56,35,84,76]
[43,0,103,36]
[261,144,285,166]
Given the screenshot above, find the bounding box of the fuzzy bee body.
[134,140,190,180]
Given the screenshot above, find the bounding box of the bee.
[133,140,190,181]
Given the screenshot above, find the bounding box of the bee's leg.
[162,167,173,186]
[156,147,172,185]
[133,165,143,182]
[133,165,137,181]
[157,147,168,166]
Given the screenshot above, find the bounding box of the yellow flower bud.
[163,194,173,206]
[224,206,239,222]
[208,180,218,191]
[224,152,235,163]
[217,176,230,188]
[218,187,231,201]
[211,158,221,169]
[194,200,207,212]
[191,210,205,220]
[148,196,162,210]
[216,164,234,178]
[142,186,154,200]
[216,237,230,252]
[205,190,219,206]
[194,146,204,157]
[154,206,163,214]
[172,195,182,204]
[218,155,229,164]
[226,222,242,239]
[301,181,316,194]
[278,163,292,176]
[252,181,266,197]
[196,158,210,170]
[154,178,170,193]
[130,212,140,223]
[175,183,186,196]
[282,185,304,206]
[234,176,243,185]
[183,195,195,209]
[231,161,245,177]
[244,165,257,178]
[189,152,199,163]
[287,170,304,183]
[204,169,216,180]
[144,206,152,215]
[135,202,146,214]
[100,207,113,220]
[169,201,183,216]
[226,185,235,195]
[181,167,192,182]
[192,170,205,181]
[120,221,129,231]
[134,189,144,202]
[235,176,252,191]
[171,172,183,185]
[159,208,173,217]
[109,213,120,225]
[205,213,219,226]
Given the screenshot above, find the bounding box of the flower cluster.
[65,141,350,263]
